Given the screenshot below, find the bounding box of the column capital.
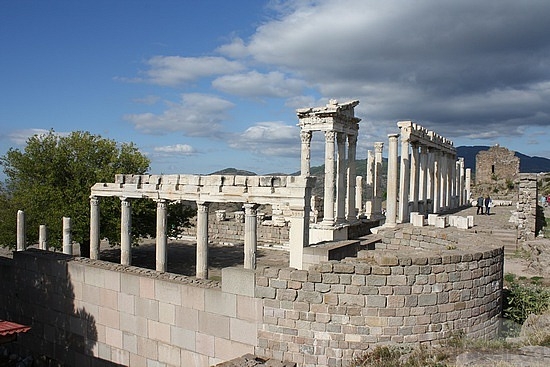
[243,203,260,214]
[120,197,131,206]
[90,196,100,205]
[325,130,336,141]
[197,201,210,212]
[155,199,168,208]
[300,130,312,143]
[388,133,400,141]
[374,142,384,152]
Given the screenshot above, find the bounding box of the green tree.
[0,130,192,256]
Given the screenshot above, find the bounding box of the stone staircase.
[488,228,518,256]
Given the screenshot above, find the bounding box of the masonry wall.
[0,228,503,367]
[475,145,519,185]
[0,250,261,367]
[254,238,503,367]
[516,173,541,241]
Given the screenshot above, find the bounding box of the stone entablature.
[90,174,315,275]
[475,145,519,185]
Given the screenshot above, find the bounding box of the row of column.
[16,210,74,254]
[385,135,466,227]
[90,197,261,279]
[300,130,358,225]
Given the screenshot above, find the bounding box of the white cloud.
[212,70,306,98]
[124,93,234,137]
[216,37,249,59]
[153,144,196,155]
[228,121,300,157]
[142,56,245,86]
[8,129,69,146]
[133,95,161,105]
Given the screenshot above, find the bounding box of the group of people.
[476,195,493,215]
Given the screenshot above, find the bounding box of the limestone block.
[435,216,447,228]
[467,215,474,228]
[428,214,438,226]
[410,212,424,227]
[456,217,468,230]
[222,267,256,297]
[204,288,237,317]
[448,216,458,227]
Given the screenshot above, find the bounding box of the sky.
[1,0,550,178]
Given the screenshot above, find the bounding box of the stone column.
[450,156,457,209]
[410,143,420,212]
[196,201,209,279]
[244,203,259,269]
[346,134,357,221]
[441,153,448,210]
[419,146,429,214]
[16,210,26,251]
[322,130,336,225]
[63,217,72,255]
[364,150,375,217]
[336,132,346,223]
[373,142,384,217]
[398,135,410,223]
[39,224,48,250]
[458,158,465,206]
[300,130,312,176]
[90,196,100,260]
[289,183,312,270]
[120,197,132,266]
[355,176,363,217]
[156,199,168,272]
[433,151,440,213]
[465,168,472,204]
[385,134,399,227]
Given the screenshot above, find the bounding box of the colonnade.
[298,100,360,226]
[385,121,466,226]
[89,197,262,279]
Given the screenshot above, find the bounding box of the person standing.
[477,196,484,215]
[484,195,492,215]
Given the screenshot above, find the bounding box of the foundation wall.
[0,227,503,367]
[0,250,261,367]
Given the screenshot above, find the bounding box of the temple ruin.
[475,144,520,185]
[0,99,507,367]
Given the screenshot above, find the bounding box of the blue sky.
[2,0,550,178]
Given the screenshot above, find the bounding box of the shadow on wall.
[0,249,123,367]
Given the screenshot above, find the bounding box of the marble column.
[90,196,100,260]
[410,143,420,212]
[156,199,168,272]
[16,210,26,251]
[450,156,457,209]
[364,150,375,217]
[441,153,448,210]
[346,134,357,221]
[336,132,346,223]
[355,176,363,217]
[196,201,209,279]
[120,198,132,266]
[39,224,48,250]
[63,217,72,255]
[322,130,336,225]
[419,146,429,215]
[385,134,399,227]
[398,135,410,223]
[432,152,440,213]
[458,158,465,206]
[244,203,259,269]
[300,130,312,176]
[373,142,384,217]
[465,168,472,204]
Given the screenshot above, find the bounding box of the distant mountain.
[456,146,550,173]
[209,167,257,176]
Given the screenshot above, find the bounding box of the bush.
[503,281,550,325]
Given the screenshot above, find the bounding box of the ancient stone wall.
[475,145,519,185]
[0,229,503,367]
[516,173,540,241]
[254,227,503,366]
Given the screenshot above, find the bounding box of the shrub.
[503,282,550,324]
